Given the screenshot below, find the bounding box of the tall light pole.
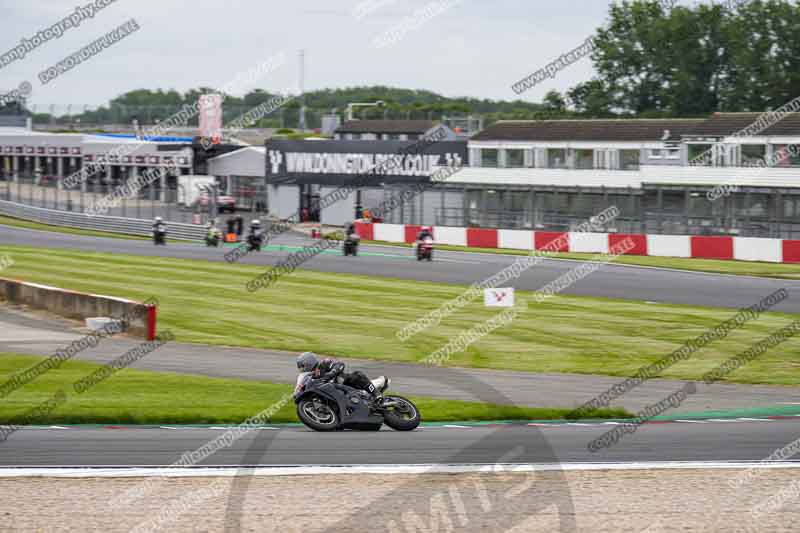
[298,49,306,131]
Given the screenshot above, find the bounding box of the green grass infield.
[0,246,798,386]
[0,353,629,425]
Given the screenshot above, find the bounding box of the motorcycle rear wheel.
[382,396,421,431]
[297,397,340,431]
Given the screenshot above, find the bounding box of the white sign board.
[484,288,515,308]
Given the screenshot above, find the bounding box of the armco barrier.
[355,222,799,264]
[0,277,157,340]
[0,200,207,241]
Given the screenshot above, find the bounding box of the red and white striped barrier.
[355,222,800,264]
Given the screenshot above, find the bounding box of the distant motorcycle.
[343,233,360,256]
[153,223,167,246]
[416,236,434,261]
[247,232,263,252]
[205,228,221,247]
[294,374,421,432]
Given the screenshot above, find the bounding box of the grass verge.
[0,215,148,241]
[364,239,800,280]
[0,353,629,424]
[1,246,798,385]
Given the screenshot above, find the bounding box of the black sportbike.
[343,233,360,256]
[247,232,263,252]
[294,375,421,432]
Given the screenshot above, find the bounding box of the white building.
[0,128,194,192]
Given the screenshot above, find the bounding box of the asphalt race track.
[1,420,799,466]
[1,224,798,312]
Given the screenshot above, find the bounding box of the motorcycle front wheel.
[382,396,421,431]
[297,397,340,431]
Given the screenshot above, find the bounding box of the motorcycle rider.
[205,221,221,246]
[152,217,167,245]
[416,226,433,242]
[247,219,264,250]
[415,226,433,256]
[343,221,360,256]
[294,351,380,399]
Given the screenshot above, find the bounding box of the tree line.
[3,0,797,126]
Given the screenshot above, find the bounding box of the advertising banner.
[199,94,223,143]
[265,139,467,185]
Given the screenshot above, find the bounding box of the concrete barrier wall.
[436,226,468,247]
[0,277,156,339]
[734,237,782,263]
[647,234,692,258]
[570,232,610,254]
[498,229,534,250]
[356,223,797,264]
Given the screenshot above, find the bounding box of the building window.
[351,133,361,140]
[648,149,663,159]
[620,150,640,170]
[741,144,766,166]
[596,151,606,169]
[481,149,499,168]
[506,149,524,168]
[784,197,800,218]
[547,149,567,169]
[688,144,713,164]
[688,192,713,217]
[575,149,594,169]
[773,145,800,167]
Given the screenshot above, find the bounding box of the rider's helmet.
[296,351,319,372]
[252,219,261,226]
[421,226,431,233]
[155,217,163,223]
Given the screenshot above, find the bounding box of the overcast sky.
[0,0,618,109]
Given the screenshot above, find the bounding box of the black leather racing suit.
[314,359,374,394]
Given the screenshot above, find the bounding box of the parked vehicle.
[195,193,237,213]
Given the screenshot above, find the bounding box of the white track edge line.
[2,462,800,478]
